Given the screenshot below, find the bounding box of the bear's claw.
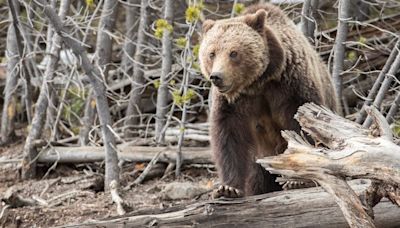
[212,185,244,198]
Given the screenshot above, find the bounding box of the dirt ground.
[0,141,216,228]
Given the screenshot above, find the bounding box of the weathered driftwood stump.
[56,181,400,228]
[257,103,400,228]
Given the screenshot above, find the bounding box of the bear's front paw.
[212,185,244,199]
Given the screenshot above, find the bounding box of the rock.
[160,182,209,200]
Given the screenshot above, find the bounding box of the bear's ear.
[202,19,215,34]
[244,9,266,33]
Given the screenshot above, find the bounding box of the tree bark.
[331,0,351,113]
[257,103,400,228]
[21,0,71,179]
[79,0,119,146]
[385,91,400,124]
[124,0,149,136]
[351,0,370,21]
[57,182,400,228]
[79,92,96,145]
[34,0,120,190]
[7,0,34,125]
[95,0,119,80]
[155,0,174,144]
[300,0,318,42]
[37,146,212,164]
[363,44,400,128]
[355,40,400,124]
[120,0,140,77]
[0,0,20,144]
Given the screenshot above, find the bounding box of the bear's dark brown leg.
[210,100,255,198]
[247,163,282,195]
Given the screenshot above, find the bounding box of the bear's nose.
[210,72,223,87]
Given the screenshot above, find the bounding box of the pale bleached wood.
[155,0,174,144]
[257,103,400,228]
[34,0,120,190]
[37,146,212,164]
[21,0,71,179]
[59,181,400,228]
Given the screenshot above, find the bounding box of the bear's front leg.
[210,102,255,198]
[247,163,282,195]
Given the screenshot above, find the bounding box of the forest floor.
[0,140,216,228]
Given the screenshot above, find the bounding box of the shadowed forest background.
[1,0,400,227]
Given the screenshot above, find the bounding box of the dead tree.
[230,0,238,18]
[21,0,71,179]
[121,0,140,77]
[80,0,119,145]
[95,0,119,80]
[331,0,351,114]
[37,146,212,164]
[257,103,400,228]
[79,93,96,145]
[300,0,318,42]
[7,0,34,125]
[56,182,400,227]
[35,0,120,190]
[155,0,174,144]
[386,91,400,124]
[363,42,400,128]
[351,0,370,21]
[356,40,400,124]
[0,0,20,144]
[124,0,149,136]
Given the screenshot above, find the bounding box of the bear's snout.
[210,72,224,88]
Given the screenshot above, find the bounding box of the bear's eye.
[209,52,215,59]
[229,51,238,58]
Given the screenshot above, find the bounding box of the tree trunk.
[363,44,400,128]
[37,146,212,164]
[57,182,400,227]
[331,0,351,113]
[124,0,149,136]
[79,91,96,145]
[385,91,400,124]
[0,0,20,144]
[155,0,174,144]
[300,0,318,42]
[7,0,34,126]
[351,0,369,21]
[120,0,140,77]
[355,40,400,124]
[35,0,120,190]
[95,0,119,80]
[258,103,400,228]
[21,0,71,179]
[79,0,119,146]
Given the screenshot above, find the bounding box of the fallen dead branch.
[2,187,42,208]
[1,174,103,209]
[37,146,212,164]
[58,181,400,227]
[257,103,400,228]
[109,180,127,215]
[133,150,164,185]
[46,190,95,207]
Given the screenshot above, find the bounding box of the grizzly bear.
[199,3,339,198]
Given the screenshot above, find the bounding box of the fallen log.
[59,181,400,228]
[258,103,400,228]
[37,146,212,164]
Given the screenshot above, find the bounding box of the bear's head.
[199,9,270,102]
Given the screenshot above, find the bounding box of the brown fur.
[199,3,339,196]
